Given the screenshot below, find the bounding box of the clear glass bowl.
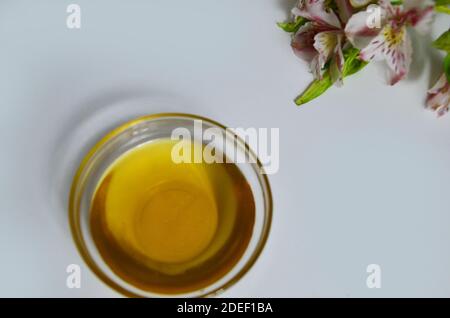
[69,113,273,297]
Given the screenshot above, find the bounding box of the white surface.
[0,0,449,297]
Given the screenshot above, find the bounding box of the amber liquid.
[90,139,255,294]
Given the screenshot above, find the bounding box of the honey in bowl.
[90,138,255,294]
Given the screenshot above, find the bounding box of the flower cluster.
[279,0,449,117]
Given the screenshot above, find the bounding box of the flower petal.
[428,74,448,95]
[359,32,387,62]
[293,0,341,29]
[291,22,318,62]
[410,6,435,35]
[427,74,450,116]
[310,55,322,79]
[403,0,429,11]
[427,93,450,116]
[384,28,412,85]
[344,9,382,49]
[360,25,411,85]
[330,38,345,86]
[436,105,449,117]
[379,0,395,16]
[313,31,340,70]
[335,0,353,23]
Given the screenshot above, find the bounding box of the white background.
[0,0,449,297]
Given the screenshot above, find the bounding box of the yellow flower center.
[383,25,405,47]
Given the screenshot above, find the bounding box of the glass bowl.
[69,113,272,297]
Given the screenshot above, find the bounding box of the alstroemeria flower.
[291,0,351,85]
[345,0,434,85]
[426,74,450,117]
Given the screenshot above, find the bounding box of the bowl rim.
[68,112,273,297]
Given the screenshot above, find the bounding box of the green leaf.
[294,48,368,106]
[444,54,450,82]
[433,30,450,53]
[435,0,450,14]
[294,73,333,106]
[277,17,306,34]
[436,5,450,14]
[342,47,368,76]
[435,0,450,6]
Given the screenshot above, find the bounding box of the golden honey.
[90,138,255,294]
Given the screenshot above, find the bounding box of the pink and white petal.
[427,91,450,116]
[426,74,450,116]
[428,74,448,95]
[379,0,396,17]
[428,92,447,108]
[403,0,432,11]
[384,30,412,85]
[330,38,345,86]
[410,6,434,35]
[292,0,306,13]
[359,32,387,62]
[344,10,382,49]
[310,55,323,79]
[313,31,340,69]
[294,0,342,28]
[386,66,407,86]
[335,0,353,23]
[291,23,318,62]
[378,0,396,15]
[436,105,449,117]
[292,6,303,18]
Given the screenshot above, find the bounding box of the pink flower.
[291,0,351,85]
[345,0,434,85]
[426,74,450,117]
